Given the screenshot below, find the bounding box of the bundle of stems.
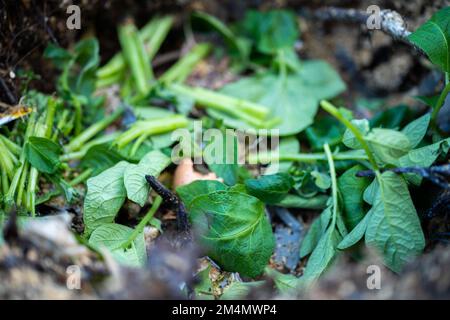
[96,16,173,90]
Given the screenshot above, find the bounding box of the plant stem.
[0,138,15,180]
[0,135,21,156]
[320,100,379,170]
[36,168,93,205]
[16,161,29,207]
[169,83,271,127]
[73,99,82,136]
[61,132,120,161]
[431,81,450,127]
[144,15,173,61]
[324,143,338,226]
[115,115,188,148]
[118,22,153,95]
[65,108,124,152]
[159,43,211,83]
[45,98,57,139]
[121,196,162,249]
[1,168,9,196]
[96,16,172,82]
[249,150,368,164]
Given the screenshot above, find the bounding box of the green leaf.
[89,223,146,267]
[24,137,62,174]
[83,161,128,235]
[299,206,332,258]
[401,113,430,148]
[399,137,450,184]
[123,150,170,206]
[80,143,125,175]
[363,179,378,205]
[242,10,299,55]
[302,227,340,281]
[338,165,371,229]
[337,209,372,250]
[218,60,345,135]
[265,267,301,294]
[365,128,411,165]
[342,119,369,149]
[408,7,450,72]
[176,180,227,208]
[305,117,344,151]
[365,172,425,272]
[244,173,293,204]
[311,170,331,190]
[189,191,275,277]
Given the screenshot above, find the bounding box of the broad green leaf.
[401,113,430,148]
[83,161,128,235]
[244,173,293,204]
[89,223,146,267]
[299,206,332,258]
[399,137,450,184]
[365,128,411,165]
[189,191,275,277]
[365,172,425,272]
[24,136,62,174]
[302,227,340,281]
[408,7,450,72]
[342,119,369,149]
[242,10,299,55]
[337,209,373,250]
[123,150,170,206]
[218,60,345,135]
[363,179,378,205]
[338,165,371,229]
[176,180,228,208]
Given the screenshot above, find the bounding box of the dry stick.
[356,164,450,189]
[145,175,190,232]
[300,7,425,55]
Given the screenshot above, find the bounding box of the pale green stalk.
[121,196,162,249]
[65,108,124,152]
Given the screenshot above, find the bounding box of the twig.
[356,164,450,189]
[300,7,425,55]
[145,175,190,232]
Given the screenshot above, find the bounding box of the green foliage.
[337,165,371,229]
[408,7,450,72]
[89,223,146,267]
[83,161,128,235]
[188,191,275,277]
[24,137,62,174]
[241,10,299,55]
[123,151,170,206]
[244,173,293,204]
[83,150,170,235]
[218,60,345,135]
[365,172,425,272]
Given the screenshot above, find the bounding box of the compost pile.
[0,0,449,299]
